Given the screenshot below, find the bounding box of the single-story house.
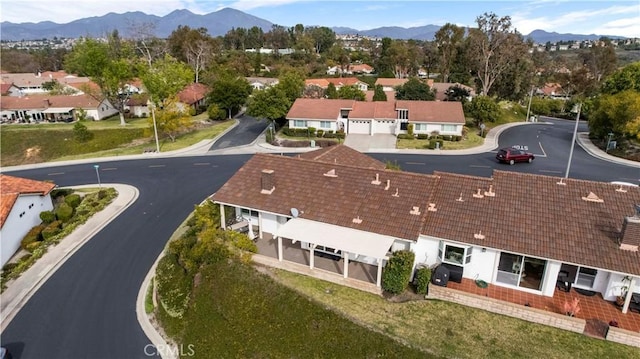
[326,64,374,76]
[428,81,476,101]
[536,83,569,100]
[125,95,150,118]
[375,78,408,92]
[305,77,368,92]
[211,148,640,314]
[1,83,22,97]
[0,94,118,122]
[0,174,56,266]
[286,98,465,136]
[246,77,279,91]
[176,83,209,113]
[0,71,91,95]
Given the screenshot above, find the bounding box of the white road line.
[48,172,64,175]
[193,163,210,166]
[405,162,425,165]
[538,142,547,158]
[539,169,562,174]
[470,165,491,168]
[101,167,117,171]
[148,165,165,168]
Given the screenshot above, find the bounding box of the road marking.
[539,169,562,174]
[537,142,547,158]
[148,165,165,168]
[470,165,491,168]
[405,162,425,165]
[48,172,64,176]
[101,167,117,171]
[193,162,210,166]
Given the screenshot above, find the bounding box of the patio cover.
[275,218,395,259]
[42,107,74,113]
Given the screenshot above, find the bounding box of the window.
[496,252,547,291]
[438,241,471,266]
[294,120,306,128]
[397,109,408,120]
[441,124,456,132]
[320,121,331,129]
[241,208,259,218]
[400,122,409,130]
[576,267,597,288]
[414,123,427,131]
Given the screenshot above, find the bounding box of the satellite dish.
[290,208,299,218]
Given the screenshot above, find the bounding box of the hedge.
[55,203,74,222]
[382,250,415,294]
[64,194,82,208]
[414,266,432,295]
[41,220,62,240]
[155,253,192,318]
[20,224,46,250]
[39,210,56,224]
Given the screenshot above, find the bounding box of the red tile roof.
[305,79,330,89]
[177,83,209,105]
[0,94,102,111]
[396,100,465,123]
[0,175,56,228]
[349,101,397,119]
[375,78,408,87]
[364,90,395,102]
[287,98,355,120]
[325,77,365,87]
[297,144,386,170]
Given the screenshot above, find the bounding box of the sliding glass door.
[496,252,547,291]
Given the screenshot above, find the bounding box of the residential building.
[246,77,279,91]
[0,94,118,122]
[286,98,465,136]
[0,175,56,266]
[176,83,209,113]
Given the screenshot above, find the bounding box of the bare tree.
[126,21,166,67]
[186,39,213,83]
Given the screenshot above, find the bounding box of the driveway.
[209,114,269,150]
[344,134,397,152]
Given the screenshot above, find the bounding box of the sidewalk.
[0,184,138,333]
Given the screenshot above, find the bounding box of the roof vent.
[456,192,464,202]
[556,178,567,186]
[474,231,486,240]
[410,206,421,215]
[385,180,390,191]
[323,169,338,178]
[427,203,437,212]
[472,188,484,198]
[371,173,381,185]
[352,216,362,224]
[484,185,495,197]
[615,185,628,193]
[582,192,604,203]
[392,188,399,197]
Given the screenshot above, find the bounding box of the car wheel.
[509,159,515,165]
[528,157,533,163]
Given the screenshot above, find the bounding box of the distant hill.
[0,9,627,42]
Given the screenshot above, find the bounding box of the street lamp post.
[564,103,581,179]
[525,86,534,122]
[94,164,101,188]
[150,102,161,153]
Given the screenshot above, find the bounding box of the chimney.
[43,99,50,107]
[619,205,640,252]
[260,169,275,194]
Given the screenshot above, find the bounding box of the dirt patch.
[383,287,424,303]
[22,146,43,163]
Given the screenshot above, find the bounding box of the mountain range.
[0,8,625,43]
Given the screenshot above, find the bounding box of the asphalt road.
[1,121,638,358]
[209,114,269,150]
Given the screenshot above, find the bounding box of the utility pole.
[564,103,581,179]
[525,86,534,122]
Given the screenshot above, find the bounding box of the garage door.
[349,120,370,134]
[375,120,395,134]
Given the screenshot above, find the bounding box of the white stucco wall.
[0,194,53,266]
[288,119,338,133]
[411,123,463,136]
[260,212,280,235]
[464,247,498,283]
[411,236,440,267]
[605,273,640,301]
[541,260,561,297]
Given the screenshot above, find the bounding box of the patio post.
[343,251,349,279]
[376,258,383,287]
[309,244,315,269]
[219,204,226,230]
[621,277,637,314]
[277,236,283,262]
[258,212,263,239]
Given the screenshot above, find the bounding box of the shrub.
[155,253,192,318]
[414,267,432,295]
[397,134,414,140]
[39,210,56,224]
[308,127,317,136]
[55,203,74,222]
[233,235,258,253]
[407,123,414,136]
[41,220,62,240]
[21,224,46,249]
[97,190,107,200]
[416,134,429,140]
[323,131,336,138]
[316,129,324,138]
[382,250,415,294]
[335,131,345,139]
[51,188,73,199]
[428,139,444,149]
[73,121,93,142]
[64,194,82,208]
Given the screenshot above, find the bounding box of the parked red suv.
[496,147,535,165]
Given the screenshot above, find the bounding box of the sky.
[1,0,639,37]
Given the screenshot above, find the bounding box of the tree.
[601,62,640,95]
[73,122,93,142]
[395,78,435,100]
[150,99,193,142]
[465,95,500,125]
[326,83,338,99]
[246,86,291,122]
[276,70,305,103]
[336,85,366,101]
[434,23,465,83]
[309,26,335,54]
[589,90,640,140]
[328,42,350,76]
[372,85,387,101]
[580,41,617,84]
[445,85,470,102]
[467,13,528,96]
[208,73,252,119]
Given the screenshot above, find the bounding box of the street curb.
[0,184,139,333]
[576,133,640,169]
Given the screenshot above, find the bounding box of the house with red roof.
[176,83,210,113]
[210,149,640,340]
[0,175,56,266]
[286,98,465,136]
[0,94,118,122]
[305,77,368,92]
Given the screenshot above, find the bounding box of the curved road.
[1,120,638,358]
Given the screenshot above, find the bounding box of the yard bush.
[335,131,345,139]
[64,194,82,208]
[308,127,317,136]
[231,233,258,253]
[316,129,324,138]
[41,220,62,240]
[427,139,444,149]
[39,210,56,224]
[20,224,46,250]
[323,131,336,138]
[155,253,192,318]
[51,188,73,199]
[414,266,432,295]
[397,134,414,140]
[55,203,74,222]
[382,250,415,294]
[315,139,338,148]
[416,134,429,140]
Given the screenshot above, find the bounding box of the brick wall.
[606,326,640,348]
[427,285,585,333]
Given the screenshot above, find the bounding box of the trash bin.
[310,140,315,148]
